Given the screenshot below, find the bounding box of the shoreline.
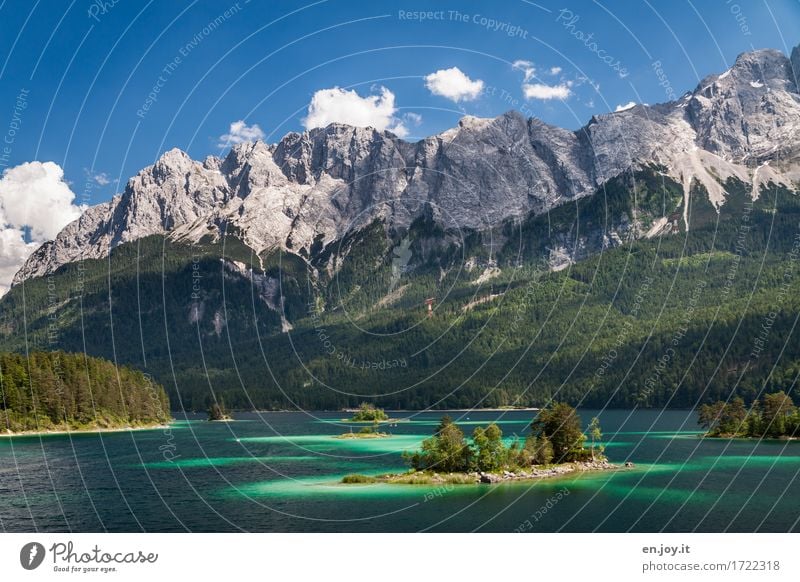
[423,407,539,412]
[342,460,623,485]
[340,408,539,413]
[237,408,542,414]
[702,434,800,442]
[339,418,401,424]
[1,423,172,438]
[333,432,391,440]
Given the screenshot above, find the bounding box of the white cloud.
[513,60,572,101]
[0,228,37,296]
[385,112,424,139]
[424,67,484,102]
[302,86,409,137]
[0,161,83,241]
[218,120,266,147]
[0,161,84,294]
[404,112,423,126]
[93,173,111,185]
[85,170,113,186]
[387,122,409,138]
[522,83,572,100]
[512,60,536,82]
[615,101,636,112]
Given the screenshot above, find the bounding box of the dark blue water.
[1,409,799,532]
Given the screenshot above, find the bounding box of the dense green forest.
[0,351,171,432]
[1,171,799,412]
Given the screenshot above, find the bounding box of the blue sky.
[0,0,799,209]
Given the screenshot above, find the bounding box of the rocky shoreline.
[474,460,621,483]
[342,460,628,486]
[333,432,391,439]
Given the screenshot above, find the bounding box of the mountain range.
[15,45,800,284]
[2,45,800,411]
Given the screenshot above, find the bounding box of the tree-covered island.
[699,392,800,439]
[344,402,391,422]
[334,403,393,438]
[0,351,171,434]
[207,400,233,421]
[342,403,620,485]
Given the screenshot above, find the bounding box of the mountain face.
[14,46,800,286]
[4,45,800,412]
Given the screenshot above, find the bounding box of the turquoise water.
[1,409,799,532]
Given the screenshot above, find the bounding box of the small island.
[335,404,392,438]
[0,351,171,435]
[342,402,620,485]
[334,423,391,439]
[207,400,233,422]
[699,392,800,439]
[341,402,396,423]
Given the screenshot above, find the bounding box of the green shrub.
[342,474,377,484]
[351,402,388,422]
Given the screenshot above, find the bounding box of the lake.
[1,409,799,532]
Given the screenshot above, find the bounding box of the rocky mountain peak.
[691,47,797,105]
[686,46,800,162]
[732,48,792,81]
[151,147,194,179]
[220,140,287,195]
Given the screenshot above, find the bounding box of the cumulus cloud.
[302,86,409,137]
[0,161,84,294]
[615,101,636,112]
[386,122,409,138]
[424,67,484,102]
[218,120,266,147]
[92,172,111,185]
[85,170,113,186]
[522,82,572,100]
[513,60,572,101]
[512,60,536,82]
[404,112,423,126]
[0,161,83,241]
[0,228,37,296]
[386,113,424,139]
